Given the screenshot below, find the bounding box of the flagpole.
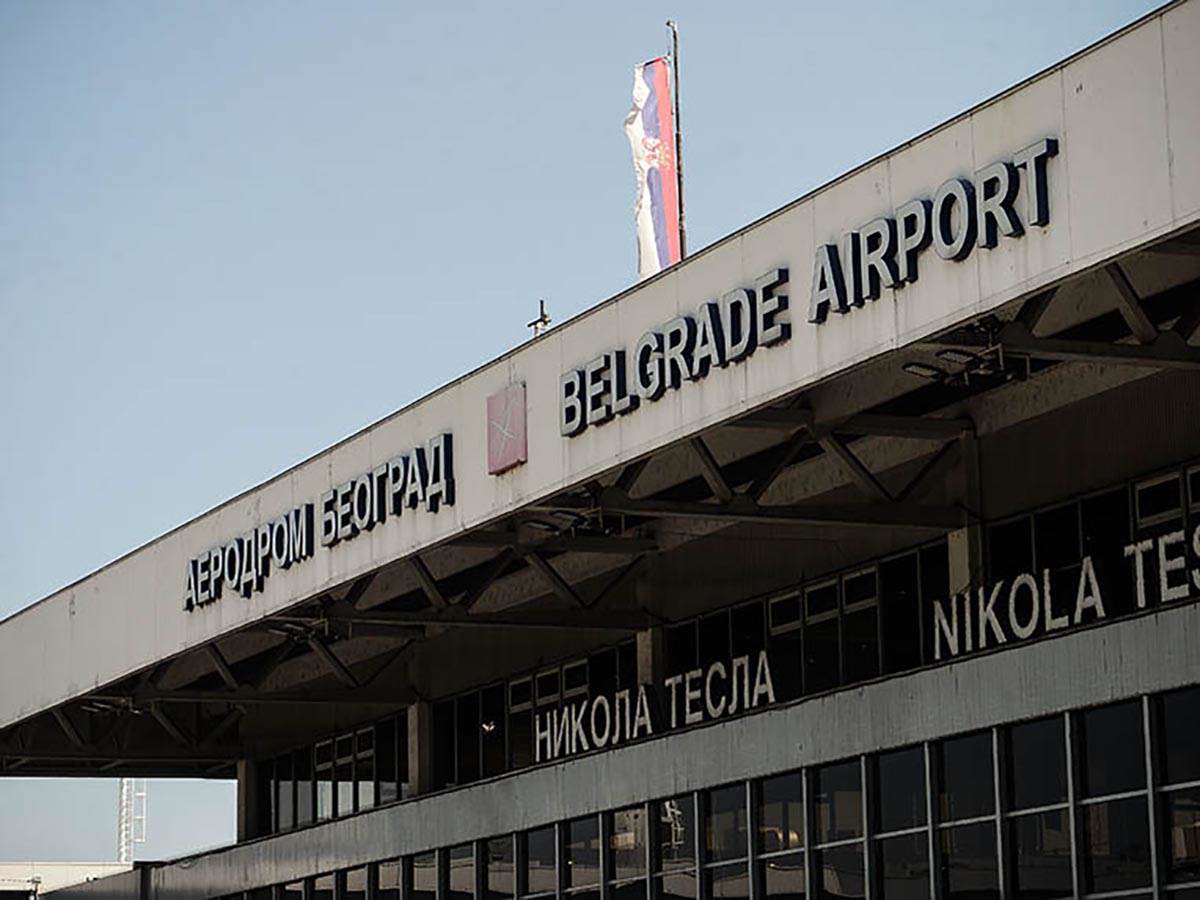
[666,19,686,259]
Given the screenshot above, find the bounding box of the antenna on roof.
[527,299,551,337]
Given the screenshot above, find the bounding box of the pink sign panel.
[486,383,528,475]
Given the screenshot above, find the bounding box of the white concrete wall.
[2,0,1198,731]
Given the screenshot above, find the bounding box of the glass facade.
[225,685,1200,899]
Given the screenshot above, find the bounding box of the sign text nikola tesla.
[933,523,1200,659]
[184,433,454,611]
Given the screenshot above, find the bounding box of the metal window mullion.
[1142,695,1160,896]
[746,780,761,900]
[693,791,703,900]
[992,728,1008,900]
[599,812,610,900]
[926,743,942,900]
[862,755,873,900]
[1064,712,1081,900]
[556,821,566,900]
[802,767,814,900]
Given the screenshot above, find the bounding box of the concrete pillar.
[236,758,267,841]
[636,627,665,687]
[407,699,434,796]
[949,431,984,595]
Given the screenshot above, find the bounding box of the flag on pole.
[624,57,681,280]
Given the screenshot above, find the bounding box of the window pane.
[612,880,647,900]
[567,816,601,888]
[731,603,765,658]
[457,692,482,785]
[377,860,401,900]
[1010,810,1071,899]
[294,747,313,827]
[880,554,921,674]
[706,862,748,900]
[814,761,862,843]
[336,734,355,817]
[377,718,398,805]
[1082,796,1151,893]
[611,805,648,881]
[1082,488,1133,617]
[1163,787,1200,885]
[807,582,839,617]
[313,874,335,900]
[449,843,475,900]
[875,832,928,900]
[938,732,993,821]
[656,796,696,872]
[275,753,294,831]
[413,852,438,900]
[804,618,840,694]
[482,684,507,778]
[1160,686,1200,786]
[813,843,864,900]
[563,660,588,696]
[919,543,949,665]
[488,836,515,899]
[1080,700,1145,797]
[342,866,368,900]
[356,729,375,812]
[700,612,730,670]
[874,746,926,833]
[434,699,456,787]
[536,669,560,705]
[761,852,805,900]
[509,709,533,770]
[524,826,558,895]
[988,518,1033,582]
[666,622,698,674]
[939,822,998,900]
[705,785,747,863]
[653,871,696,900]
[1008,717,1066,810]
[841,608,878,684]
[758,773,804,853]
[591,649,618,698]
[768,630,803,703]
[315,740,334,821]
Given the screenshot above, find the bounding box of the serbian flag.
[624,57,680,279]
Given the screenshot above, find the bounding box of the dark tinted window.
[482,684,507,778]
[874,746,926,832]
[699,612,730,669]
[876,832,928,900]
[804,618,840,694]
[940,823,998,900]
[1010,811,1071,899]
[939,732,993,820]
[758,773,804,853]
[707,862,749,900]
[610,805,647,881]
[880,554,921,674]
[731,603,765,658]
[761,852,804,900]
[377,717,399,805]
[487,836,515,900]
[524,827,557,895]
[1082,488,1133,616]
[1160,686,1200,786]
[1163,788,1200,885]
[813,761,861,843]
[1008,717,1066,810]
[433,700,456,788]
[655,796,696,872]
[988,518,1033,581]
[449,844,475,900]
[1080,701,1145,797]
[705,785,747,863]
[812,844,863,900]
[457,693,482,784]
[567,817,601,888]
[1082,797,1151,892]
[413,852,438,900]
[667,622,698,674]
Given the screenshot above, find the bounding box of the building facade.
[4,2,1200,898]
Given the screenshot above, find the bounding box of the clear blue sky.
[0,0,1161,864]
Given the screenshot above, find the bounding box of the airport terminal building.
[5,2,1200,897]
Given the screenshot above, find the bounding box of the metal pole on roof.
[666,20,686,259]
